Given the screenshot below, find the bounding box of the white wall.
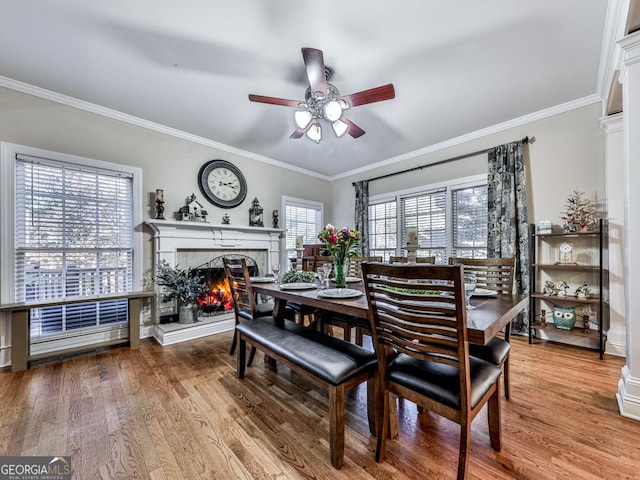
[329,103,606,232]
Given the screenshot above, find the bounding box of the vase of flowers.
[156,260,208,324]
[560,189,596,233]
[318,224,361,288]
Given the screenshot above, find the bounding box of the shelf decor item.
[560,189,596,233]
[552,306,576,330]
[318,224,361,288]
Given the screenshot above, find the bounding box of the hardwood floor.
[1,333,638,479]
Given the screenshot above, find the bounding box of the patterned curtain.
[354,180,369,255]
[487,140,530,333]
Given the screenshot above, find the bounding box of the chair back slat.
[448,257,515,294]
[389,255,436,264]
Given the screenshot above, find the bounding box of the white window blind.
[284,199,323,262]
[15,154,133,341]
[401,189,447,262]
[368,200,397,261]
[452,185,488,258]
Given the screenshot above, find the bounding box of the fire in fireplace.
[192,254,260,316]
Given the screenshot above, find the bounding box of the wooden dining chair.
[448,256,515,398]
[223,257,277,364]
[388,255,436,264]
[361,262,502,480]
[347,256,382,278]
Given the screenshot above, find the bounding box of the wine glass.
[464,273,477,310]
[322,262,332,282]
[271,263,281,283]
[316,266,328,288]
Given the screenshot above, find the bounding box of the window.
[368,175,487,262]
[368,200,397,261]
[1,143,142,354]
[282,196,323,266]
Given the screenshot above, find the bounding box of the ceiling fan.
[248,47,395,143]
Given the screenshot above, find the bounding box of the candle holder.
[155,199,165,220]
[296,248,303,271]
[406,242,418,264]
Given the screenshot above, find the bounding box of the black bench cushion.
[236,319,377,386]
[387,353,501,410]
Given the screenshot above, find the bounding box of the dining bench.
[235,318,377,469]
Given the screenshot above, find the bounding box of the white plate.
[473,288,498,297]
[331,276,361,283]
[317,288,363,299]
[279,282,317,290]
[250,276,275,283]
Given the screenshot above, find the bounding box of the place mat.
[317,288,363,299]
[473,288,498,297]
[250,276,275,283]
[279,282,317,290]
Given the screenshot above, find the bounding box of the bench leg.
[329,384,345,469]
[237,333,246,378]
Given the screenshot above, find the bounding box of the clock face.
[198,160,247,208]
[559,242,572,254]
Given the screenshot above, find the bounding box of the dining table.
[251,279,528,346]
[251,277,528,436]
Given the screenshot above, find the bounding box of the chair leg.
[236,334,246,378]
[375,391,390,462]
[229,333,237,355]
[457,423,471,480]
[503,358,510,399]
[247,346,257,367]
[355,326,363,346]
[343,325,351,342]
[487,387,502,451]
[329,384,345,469]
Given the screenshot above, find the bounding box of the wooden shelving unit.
[528,219,608,358]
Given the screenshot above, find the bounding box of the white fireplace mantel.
[145,219,285,345]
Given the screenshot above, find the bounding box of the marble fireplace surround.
[146,219,284,345]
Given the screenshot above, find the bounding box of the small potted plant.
[156,260,208,324]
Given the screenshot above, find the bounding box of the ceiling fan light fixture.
[324,100,343,122]
[332,119,348,137]
[306,122,322,143]
[294,110,313,129]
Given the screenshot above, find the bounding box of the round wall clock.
[197,160,247,208]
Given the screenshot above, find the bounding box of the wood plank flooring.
[1,332,638,480]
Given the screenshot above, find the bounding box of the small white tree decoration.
[560,189,596,233]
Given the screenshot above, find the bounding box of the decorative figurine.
[543,280,559,296]
[540,309,547,326]
[583,313,591,334]
[155,189,165,220]
[575,281,590,299]
[178,193,208,222]
[557,280,570,297]
[249,197,264,227]
[272,209,279,228]
[222,213,230,224]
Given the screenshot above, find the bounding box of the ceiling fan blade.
[289,127,307,139]
[302,47,327,95]
[341,117,366,138]
[248,94,303,108]
[341,84,395,108]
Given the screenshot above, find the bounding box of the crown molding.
[0,75,331,181]
[330,94,602,181]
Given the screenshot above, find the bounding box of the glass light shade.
[332,119,348,137]
[306,123,322,143]
[324,100,343,122]
[294,110,313,129]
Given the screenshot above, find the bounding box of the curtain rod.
[353,136,529,185]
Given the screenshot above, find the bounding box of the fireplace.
[146,219,284,346]
[193,254,260,315]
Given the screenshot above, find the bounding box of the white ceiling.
[0,1,610,178]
